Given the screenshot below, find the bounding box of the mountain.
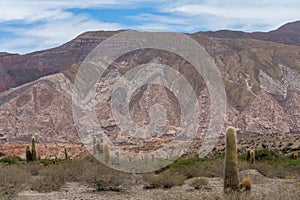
[201,20,300,46]
[0,31,120,92]
[0,22,300,145]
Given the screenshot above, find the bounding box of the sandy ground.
[16,170,300,200]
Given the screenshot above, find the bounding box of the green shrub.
[255,148,280,161]
[0,156,23,165]
[39,158,64,166]
[284,159,300,168]
[171,157,201,167]
[168,159,224,179]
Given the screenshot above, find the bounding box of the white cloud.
[21,16,121,40]
[159,0,300,31]
[0,12,122,54]
[0,1,126,53]
[0,0,165,23]
[1,0,300,53]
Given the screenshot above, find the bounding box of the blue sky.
[1,0,300,54]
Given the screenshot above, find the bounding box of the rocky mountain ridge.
[201,20,300,46]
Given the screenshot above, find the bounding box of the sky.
[1,0,300,54]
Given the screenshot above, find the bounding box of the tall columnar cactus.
[26,145,32,162]
[99,139,104,154]
[152,154,155,161]
[93,136,97,155]
[103,143,110,164]
[31,136,37,161]
[250,150,255,164]
[115,151,120,162]
[246,149,251,161]
[37,151,41,160]
[224,127,239,193]
[64,147,69,160]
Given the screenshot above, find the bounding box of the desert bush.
[168,164,202,179]
[6,158,131,193]
[144,171,185,189]
[31,173,65,193]
[79,161,129,191]
[24,162,40,176]
[31,164,68,192]
[190,177,208,189]
[0,165,30,199]
[59,160,86,182]
[252,161,292,178]
[261,182,300,200]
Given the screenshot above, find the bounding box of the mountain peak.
[201,20,300,46]
[274,20,300,31]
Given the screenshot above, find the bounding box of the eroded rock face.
[0,63,299,146]
[0,74,78,144]
[284,91,300,132]
[240,91,290,133]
